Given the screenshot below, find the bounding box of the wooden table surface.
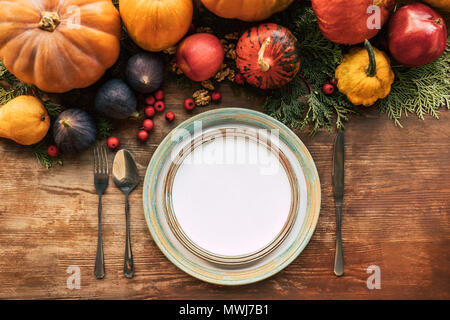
[0,83,449,300]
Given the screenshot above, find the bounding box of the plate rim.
[143,107,321,286]
[163,127,300,264]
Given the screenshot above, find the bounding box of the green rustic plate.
[143,108,321,285]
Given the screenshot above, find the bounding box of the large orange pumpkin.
[312,0,394,45]
[201,0,294,21]
[120,0,193,52]
[0,0,121,93]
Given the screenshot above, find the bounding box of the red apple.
[388,3,447,67]
[176,33,224,82]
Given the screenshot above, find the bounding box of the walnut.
[219,40,236,60]
[215,65,237,83]
[163,46,177,55]
[169,58,183,75]
[196,26,213,34]
[226,47,236,60]
[201,80,215,91]
[227,69,236,82]
[224,32,239,41]
[214,67,230,82]
[193,89,211,107]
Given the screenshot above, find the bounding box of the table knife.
[332,130,345,276]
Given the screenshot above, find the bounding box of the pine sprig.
[264,7,356,134]
[376,37,450,126]
[0,61,33,104]
[305,90,357,135]
[0,87,15,105]
[32,138,63,170]
[42,99,63,119]
[0,61,16,84]
[263,75,309,130]
[95,117,114,139]
[33,142,53,169]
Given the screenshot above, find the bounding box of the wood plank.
[0,83,448,299]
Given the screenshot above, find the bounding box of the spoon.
[113,149,140,278]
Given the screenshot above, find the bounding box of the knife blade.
[332,130,345,276]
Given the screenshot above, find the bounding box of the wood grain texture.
[0,83,449,299]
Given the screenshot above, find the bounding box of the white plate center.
[171,135,292,257]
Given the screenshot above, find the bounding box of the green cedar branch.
[376,36,450,126]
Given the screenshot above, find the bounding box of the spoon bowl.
[113,149,140,278]
[113,149,140,195]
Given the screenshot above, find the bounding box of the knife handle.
[334,202,344,276]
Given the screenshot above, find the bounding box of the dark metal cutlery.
[112,149,140,278]
[93,145,109,279]
[332,131,345,277]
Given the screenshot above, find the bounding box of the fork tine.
[104,146,109,175]
[102,145,108,175]
[98,145,102,174]
[98,145,103,174]
[93,145,99,174]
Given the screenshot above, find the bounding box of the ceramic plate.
[143,108,320,285]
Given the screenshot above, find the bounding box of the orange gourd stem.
[258,37,272,72]
[364,40,377,77]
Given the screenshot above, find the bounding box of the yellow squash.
[335,40,394,106]
[0,96,50,145]
[422,0,450,11]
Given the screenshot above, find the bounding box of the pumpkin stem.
[364,40,377,77]
[258,37,272,72]
[39,11,61,32]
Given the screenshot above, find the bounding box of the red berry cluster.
[322,78,338,95]
[104,88,175,148]
[138,88,175,142]
[104,86,226,151]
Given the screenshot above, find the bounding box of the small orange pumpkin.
[236,23,300,89]
[422,0,450,11]
[201,0,294,21]
[120,0,193,52]
[0,0,121,93]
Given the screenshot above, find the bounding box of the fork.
[93,145,109,279]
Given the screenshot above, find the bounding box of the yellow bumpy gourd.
[335,40,394,107]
